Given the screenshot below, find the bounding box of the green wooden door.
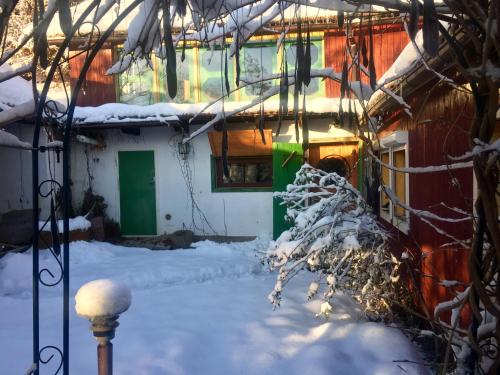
[118,151,157,236]
[272,143,304,239]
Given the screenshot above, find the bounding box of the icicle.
[368,17,376,90]
[163,0,177,99]
[303,23,311,87]
[409,0,420,41]
[57,0,72,38]
[423,0,439,56]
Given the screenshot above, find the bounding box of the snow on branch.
[368,149,473,173]
[266,164,398,319]
[0,129,32,149]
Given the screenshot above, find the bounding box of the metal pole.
[90,316,119,375]
[97,342,113,375]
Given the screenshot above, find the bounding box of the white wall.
[70,119,355,237]
[0,124,59,218]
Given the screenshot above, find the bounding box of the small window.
[379,133,409,233]
[214,156,272,189]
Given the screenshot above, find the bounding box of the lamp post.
[75,279,131,375]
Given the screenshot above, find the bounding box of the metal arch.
[30,1,143,374]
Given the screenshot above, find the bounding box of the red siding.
[380,84,474,324]
[325,24,410,97]
[69,48,116,106]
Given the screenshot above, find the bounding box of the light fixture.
[178,141,190,159]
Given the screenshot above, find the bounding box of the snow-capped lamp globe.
[75,279,132,375]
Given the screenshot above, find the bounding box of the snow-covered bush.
[266,164,398,319]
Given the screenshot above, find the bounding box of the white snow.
[0,239,429,374]
[39,216,91,233]
[75,279,131,318]
[0,64,35,126]
[72,97,361,125]
[0,128,32,149]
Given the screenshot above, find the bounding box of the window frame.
[211,155,273,192]
[379,132,409,234]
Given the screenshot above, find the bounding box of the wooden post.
[91,316,119,375]
[97,342,113,375]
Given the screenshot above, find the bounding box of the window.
[379,131,409,233]
[118,48,196,104]
[115,37,325,105]
[239,43,277,100]
[156,48,196,103]
[199,47,235,102]
[214,156,272,189]
[208,130,273,191]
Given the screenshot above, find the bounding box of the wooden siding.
[380,84,474,324]
[69,48,116,106]
[325,24,410,97]
[308,141,359,188]
[208,129,273,157]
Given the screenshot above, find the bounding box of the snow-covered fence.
[75,279,132,375]
[266,164,398,319]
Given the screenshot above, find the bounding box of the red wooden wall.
[325,23,410,97]
[69,48,116,106]
[380,84,474,324]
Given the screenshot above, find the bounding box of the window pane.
[216,157,272,188]
[393,149,407,221]
[199,48,235,101]
[118,58,155,105]
[285,40,324,98]
[380,152,390,214]
[241,45,276,98]
[157,49,195,103]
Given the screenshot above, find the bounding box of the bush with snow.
[266,164,398,319]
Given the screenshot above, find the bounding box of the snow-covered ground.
[0,239,428,374]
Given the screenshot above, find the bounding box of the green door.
[272,143,304,239]
[118,151,157,236]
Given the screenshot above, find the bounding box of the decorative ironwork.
[28,1,143,373]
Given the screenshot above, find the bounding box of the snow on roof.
[72,97,363,126]
[46,0,347,40]
[377,30,424,87]
[0,65,35,127]
[0,129,32,149]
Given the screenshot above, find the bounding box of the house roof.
[71,97,363,128]
[45,0,407,42]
